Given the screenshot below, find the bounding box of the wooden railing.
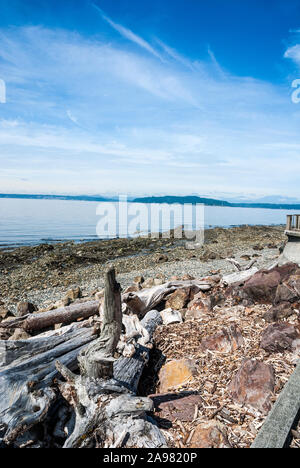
[286,215,300,231]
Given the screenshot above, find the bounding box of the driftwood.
[0,321,96,444]
[226,258,257,272]
[56,268,166,448]
[222,267,259,286]
[123,280,212,317]
[0,300,100,332]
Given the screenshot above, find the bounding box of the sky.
[1,0,300,199]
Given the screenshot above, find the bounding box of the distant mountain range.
[1,193,300,210]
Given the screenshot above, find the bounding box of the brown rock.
[16,301,37,317]
[149,393,202,422]
[201,324,244,353]
[260,322,300,353]
[134,275,144,285]
[263,302,294,322]
[187,292,224,313]
[65,287,82,301]
[124,284,141,293]
[165,288,190,310]
[190,421,228,448]
[228,359,275,414]
[158,359,198,393]
[275,274,300,304]
[242,263,299,303]
[0,306,10,320]
[155,254,168,263]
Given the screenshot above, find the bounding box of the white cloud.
[92,4,164,61]
[0,26,299,196]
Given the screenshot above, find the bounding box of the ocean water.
[0,197,299,248]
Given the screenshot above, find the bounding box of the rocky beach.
[0,224,285,314]
[1,224,300,448]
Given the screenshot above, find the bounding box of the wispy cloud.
[92,3,164,61]
[0,24,299,196]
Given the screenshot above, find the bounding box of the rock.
[263,302,295,322]
[275,274,300,304]
[149,393,203,422]
[228,359,275,414]
[189,421,229,448]
[65,287,82,301]
[124,284,141,293]
[54,297,71,308]
[134,275,144,285]
[16,301,37,317]
[158,359,198,393]
[253,245,264,251]
[160,308,183,325]
[241,255,251,261]
[8,328,31,340]
[165,288,190,310]
[0,306,10,320]
[201,324,244,353]
[242,263,299,303]
[260,322,300,353]
[187,292,224,314]
[181,274,195,281]
[155,254,168,263]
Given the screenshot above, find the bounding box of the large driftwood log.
[0,300,100,332]
[0,321,96,444]
[56,268,166,448]
[123,280,212,317]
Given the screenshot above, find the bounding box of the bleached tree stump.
[56,268,166,448]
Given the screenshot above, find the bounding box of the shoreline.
[0,222,286,250]
[0,224,286,313]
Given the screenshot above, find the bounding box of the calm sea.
[0,198,299,248]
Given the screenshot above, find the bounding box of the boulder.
[242,263,299,303]
[149,393,202,422]
[158,359,198,393]
[16,301,37,317]
[260,322,300,353]
[228,359,275,414]
[201,324,244,353]
[263,302,295,322]
[189,421,229,448]
[275,274,300,304]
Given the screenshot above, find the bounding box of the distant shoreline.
[1,193,300,211]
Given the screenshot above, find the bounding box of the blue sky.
[1,0,300,199]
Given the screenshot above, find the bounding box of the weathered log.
[0,300,100,332]
[222,267,259,286]
[56,268,166,448]
[0,322,96,444]
[123,280,212,317]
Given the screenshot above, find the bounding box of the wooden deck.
[285,215,300,238]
